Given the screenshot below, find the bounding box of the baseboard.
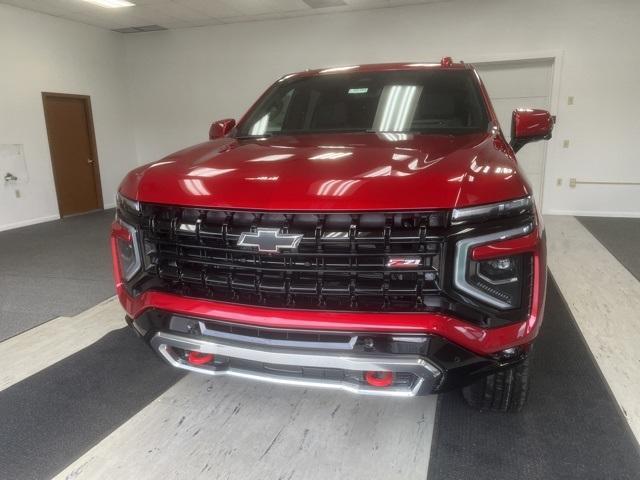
[545,210,640,219]
[103,202,116,209]
[0,214,60,232]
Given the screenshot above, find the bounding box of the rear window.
[237,69,488,137]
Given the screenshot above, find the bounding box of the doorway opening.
[473,58,555,208]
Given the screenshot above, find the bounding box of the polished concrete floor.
[0,211,639,479]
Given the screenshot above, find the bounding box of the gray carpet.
[0,209,116,341]
[578,216,640,281]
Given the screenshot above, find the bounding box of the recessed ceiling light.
[81,0,135,8]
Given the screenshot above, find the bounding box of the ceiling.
[1,0,446,32]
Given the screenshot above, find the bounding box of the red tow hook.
[364,371,394,387]
[186,351,215,366]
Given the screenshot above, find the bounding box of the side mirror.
[510,109,554,153]
[209,118,236,140]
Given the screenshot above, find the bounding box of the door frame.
[467,51,563,212]
[42,92,104,217]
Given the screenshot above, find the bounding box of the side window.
[267,89,293,132]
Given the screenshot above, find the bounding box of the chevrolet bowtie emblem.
[237,228,303,253]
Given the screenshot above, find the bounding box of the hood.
[119,132,531,211]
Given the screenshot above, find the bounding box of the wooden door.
[42,93,103,217]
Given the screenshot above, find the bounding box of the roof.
[281,59,470,81]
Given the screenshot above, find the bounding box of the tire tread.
[462,356,530,413]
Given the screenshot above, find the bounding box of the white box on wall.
[0,144,29,185]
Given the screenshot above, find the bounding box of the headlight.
[467,255,524,308]
[453,224,532,309]
[115,219,142,282]
[116,192,140,217]
[451,196,532,225]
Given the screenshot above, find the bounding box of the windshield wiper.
[237,129,373,138]
[234,133,274,140]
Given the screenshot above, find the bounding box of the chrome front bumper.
[150,330,442,397]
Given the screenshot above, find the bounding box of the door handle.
[87,158,95,165]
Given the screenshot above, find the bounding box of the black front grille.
[132,204,448,311]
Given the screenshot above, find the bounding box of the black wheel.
[462,356,531,413]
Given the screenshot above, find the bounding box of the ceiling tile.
[130,0,172,4]
[303,0,347,8]
[268,0,310,12]
[43,0,96,13]
[161,17,222,29]
[216,0,275,16]
[132,0,214,22]
[389,0,447,5]
[129,6,175,24]
[1,0,67,16]
[172,0,242,18]
[1,0,443,30]
[343,0,390,8]
[62,11,140,29]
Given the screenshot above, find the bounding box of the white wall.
[1,0,637,227]
[0,4,137,231]
[123,0,640,217]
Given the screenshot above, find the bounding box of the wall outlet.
[563,140,570,148]
[15,189,21,198]
[569,178,577,188]
[556,178,562,186]
[568,96,575,105]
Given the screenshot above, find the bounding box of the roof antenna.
[440,57,453,67]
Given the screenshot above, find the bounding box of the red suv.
[111,58,553,412]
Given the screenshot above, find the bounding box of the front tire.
[462,356,531,412]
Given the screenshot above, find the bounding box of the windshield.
[237,70,488,137]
